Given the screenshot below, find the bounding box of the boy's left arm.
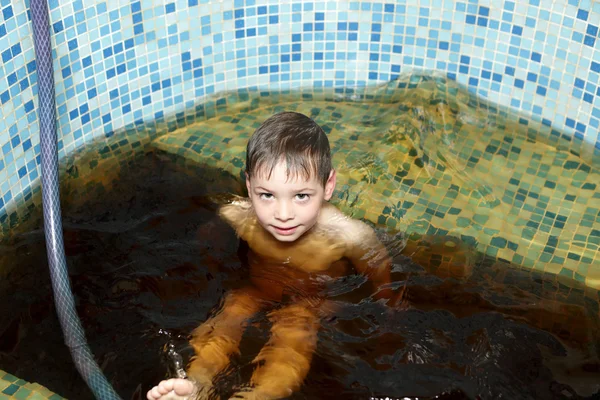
[343,219,400,306]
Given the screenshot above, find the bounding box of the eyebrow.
[255,186,316,193]
[295,188,316,193]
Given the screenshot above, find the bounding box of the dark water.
[0,150,599,400]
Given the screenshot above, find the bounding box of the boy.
[147,112,395,400]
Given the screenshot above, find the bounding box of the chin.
[271,231,302,242]
[266,226,308,243]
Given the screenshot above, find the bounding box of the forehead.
[252,161,320,186]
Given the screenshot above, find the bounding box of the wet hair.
[245,111,332,186]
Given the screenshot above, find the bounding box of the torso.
[221,199,354,302]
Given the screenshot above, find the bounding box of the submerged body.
[191,198,391,399]
[148,182,392,400]
[147,112,394,400]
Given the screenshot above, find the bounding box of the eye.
[259,193,273,200]
[295,193,310,201]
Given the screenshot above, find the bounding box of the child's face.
[246,161,336,242]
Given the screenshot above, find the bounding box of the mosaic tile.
[0,372,64,400]
[12,387,32,400]
[1,385,18,397]
[0,375,16,384]
[24,394,47,400]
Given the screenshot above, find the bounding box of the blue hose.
[30,0,122,398]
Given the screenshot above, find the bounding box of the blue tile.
[2,5,13,20]
[512,25,523,35]
[2,141,11,155]
[536,86,547,96]
[10,135,20,148]
[577,9,589,20]
[583,36,595,46]
[23,100,34,113]
[527,72,538,82]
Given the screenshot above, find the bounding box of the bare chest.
[248,229,346,273]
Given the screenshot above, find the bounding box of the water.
[0,150,597,399]
[1,76,599,399]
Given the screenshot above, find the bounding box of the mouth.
[272,225,299,236]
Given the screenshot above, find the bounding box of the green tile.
[473,214,489,224]
[2,385,18,396]
[2,375,18,384]
[559,268,574,278]
[491,237,508,248]
[13,387,32,400]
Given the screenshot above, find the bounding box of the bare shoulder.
[317,202,377,245]
[320,204,390,277]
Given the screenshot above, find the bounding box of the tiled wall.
[0,0,599,222]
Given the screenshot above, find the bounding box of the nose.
[274,200,294,222]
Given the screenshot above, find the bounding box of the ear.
[323,169,336,201]
[245,172,252,198]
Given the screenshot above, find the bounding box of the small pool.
[1,77,599,399]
